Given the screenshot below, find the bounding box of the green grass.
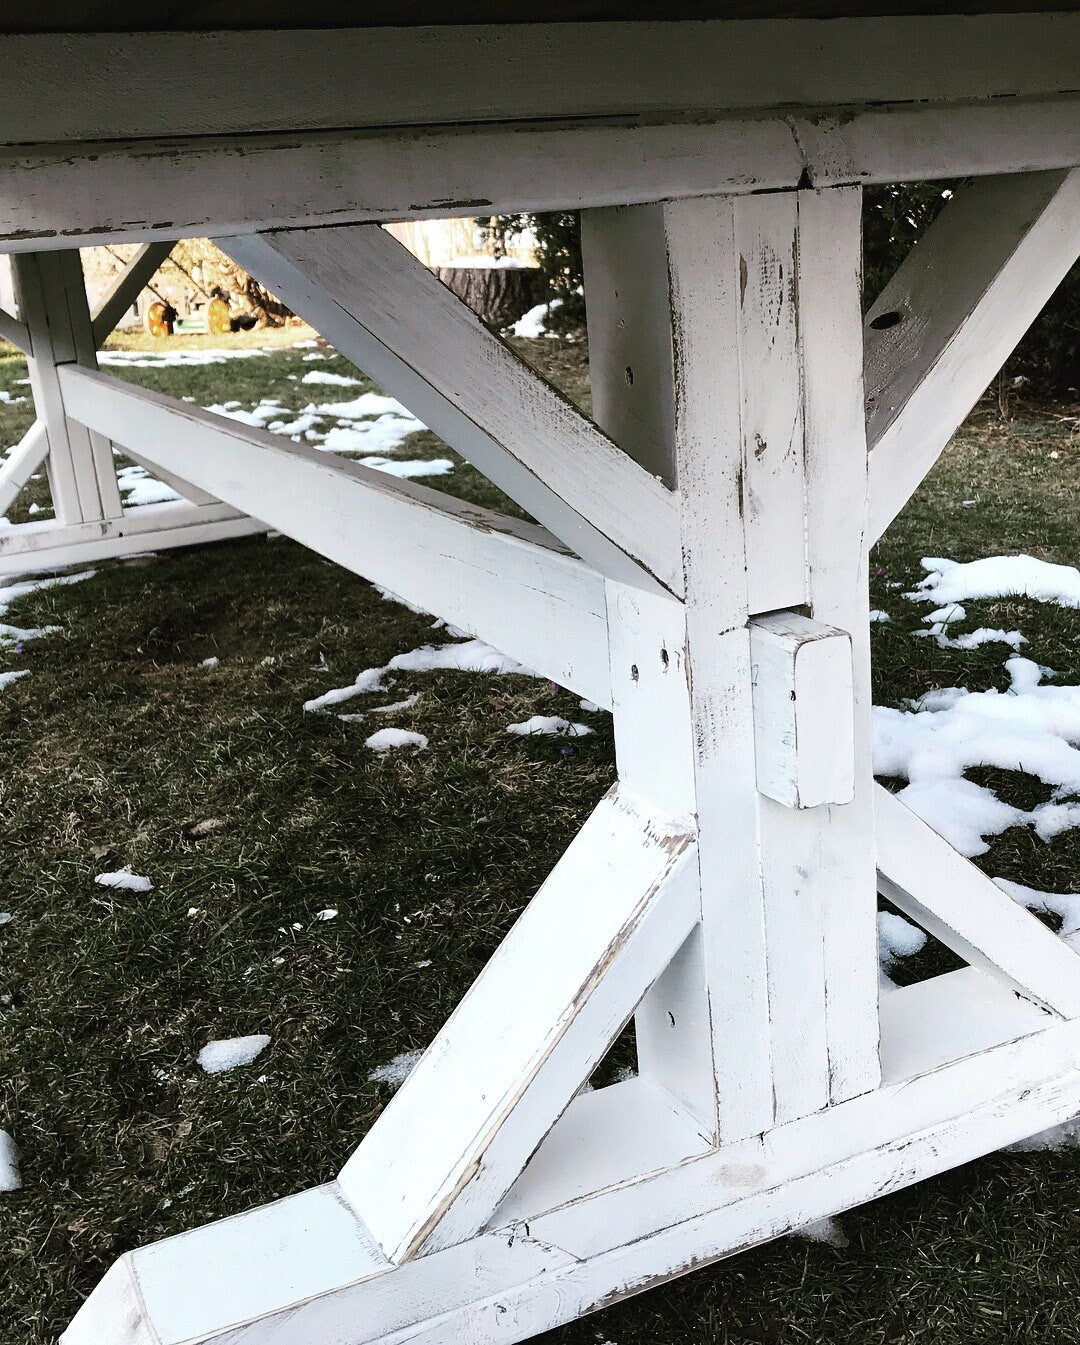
[1,330,1079,1344]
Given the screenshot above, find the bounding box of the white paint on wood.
[9,18,1080,145]
[338,788,697,1261]
[90,241,174,345]
[11,250,118,526]
[223,227,681,596]
[794,187,880,1108]
[735,192,806,614]
[866,169,1080,541]
[0,503,264,576]
[64,1003,1080,1345]
[663,197,770,1141]
[876,786,1080,1019]
[0,303,29,355]
[750,613,854,810]
[60,365,612,709]
[0,421,49,516]
[5,97,1080,255]
[581,206,677,488]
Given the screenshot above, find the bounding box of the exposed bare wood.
[223,226,681,595]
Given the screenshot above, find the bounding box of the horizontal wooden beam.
[0,500,266,572]
[223,227,681,596]
[64,998,1080,1345]
[59,365,614,708]
[865,168,1080,542]
[6,18,1080,144]
[875,785,1080,1019]
[90,241,173,345]
[3,96,1080,252]
[0,501,265,575]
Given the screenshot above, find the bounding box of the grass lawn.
[1,328,1079,1345]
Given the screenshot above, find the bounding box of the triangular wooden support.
[338,786,700,1261]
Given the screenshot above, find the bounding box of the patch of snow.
[878,910,927,963]
[365,728,429,753]
[116,464,181,507]
[913,626,1027,652]
[99,347,277,369]
[372,693,421,714]
[0,912,12,925]
[94,866,153,893]
[508,297,563,338]
[0,669,30,692]
[313,908,338,922]
[369,1049,423,1088]
[197,1034,271,1075]
[793,1216,848,1247]
[868,610,891,624]
[506,715,593,738]
[1008,1116,1080,1152]
[0,1131,20,1191]
[0,569,94,618]
[0,621,60,642]
[358,455,454,479]
[579,699,601,713]
[301,369,362,386]
[908,554,1080,609]
[200,656,220,668]
[873,656,1080,855]
[994,877,1080,937]
[305,639,534,713]
[310,392,418,420]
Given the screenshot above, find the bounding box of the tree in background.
[493,187,1078,397]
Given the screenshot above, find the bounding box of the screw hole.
[630,664,639,682]
[624,365,634,387]
[660,647,670,669]
[869,310,903,331]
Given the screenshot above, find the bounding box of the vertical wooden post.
[11,249,123,525]
[584,188,880,1138]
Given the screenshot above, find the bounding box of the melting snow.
[994,877,1080,937]
[365,728,429,753]
[301,369,362,386]
[116,464,181,506]
[305,639,534,713]
[94,867,153,893]
[909,554,1080,609]
[369,1049,423,1087]
[371,693,421,715]
[0,1131,20,1191]
[0,570,95,617]
[197,1034,271,1075]
[506,716,593,738]
[0,670,29,691]
[873,657,1080,855]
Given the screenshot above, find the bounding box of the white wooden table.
[2,11,1080,1343]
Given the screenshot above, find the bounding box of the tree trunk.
[434,266,540,329]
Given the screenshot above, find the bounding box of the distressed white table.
[2,11,1080,1344]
